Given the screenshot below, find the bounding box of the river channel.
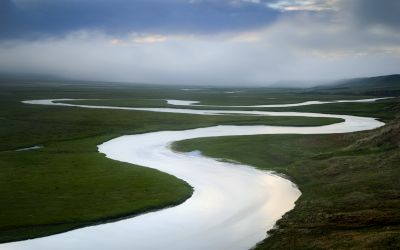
[1,98,385,250]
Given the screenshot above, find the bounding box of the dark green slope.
[316,74,400,90]
[173,97,400,250]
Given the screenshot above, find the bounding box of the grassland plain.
[0,78,347,243]
[61,96,397,122]
[172,98,400,249]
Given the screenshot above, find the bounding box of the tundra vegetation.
[0,77,399,249]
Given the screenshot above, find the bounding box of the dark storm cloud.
[255,0,400,56]
[0,0,280,40]
[0,0,399,86]
[344,0,400,30]
[0,0,16,18]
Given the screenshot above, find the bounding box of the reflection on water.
[2,99,385,250]
[15,146,42,151]
[166,100,200,105]
[167,97,392,108]
[186,150,202,157]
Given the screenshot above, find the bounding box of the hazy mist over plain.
[0,0,399,86]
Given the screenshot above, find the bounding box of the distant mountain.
[268,80,333,89]
[313,74,400,90]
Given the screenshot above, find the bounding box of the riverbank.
[2,97,386,249]
[3,97,384,249]
[0,79,346,244]
[172,99,400,249]
[59,97,397,122]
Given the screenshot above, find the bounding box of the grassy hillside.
[325,74,400,89]
[269,74,400,90]
[308,75,400,97]
[173,98,400,249]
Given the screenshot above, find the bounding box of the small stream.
[15,146,42,151]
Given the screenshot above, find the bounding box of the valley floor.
[1,78,399,249]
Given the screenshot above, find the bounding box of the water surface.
[2,99,385,250]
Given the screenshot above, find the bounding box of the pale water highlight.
[1,99,385,250]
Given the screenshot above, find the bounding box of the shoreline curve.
[1,99,385,250]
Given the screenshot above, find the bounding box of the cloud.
[1,28,399,86]
[265,0,341,11]
[342,0,400,31]
[0,31,285,85]
[0,0,399,86]
[257,0,400,57]
[0,0,280,40]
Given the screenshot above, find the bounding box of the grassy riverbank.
[0,78,346,243]
[0,136,193,243]
[172,98,400,249]
[61,96,397,123]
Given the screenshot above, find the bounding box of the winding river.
[2,98,385,250]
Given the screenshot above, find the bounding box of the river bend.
[1,98,385,250]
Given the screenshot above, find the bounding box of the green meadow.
[0,78,343,243]
[173,101,400,249]
[1,78,399,248]
[61,93,396,122]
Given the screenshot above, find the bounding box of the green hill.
[316,74,400,90]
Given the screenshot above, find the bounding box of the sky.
[0,0,399,86]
